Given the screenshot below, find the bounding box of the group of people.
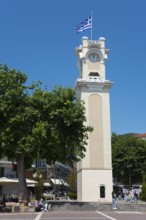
[35,199,48,212]
[2,193,18,203]
[124,188,138,203]
[112,187,139,210]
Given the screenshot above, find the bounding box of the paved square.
[0,211,145,220]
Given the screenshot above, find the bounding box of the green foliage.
[67,191,77,200]
[67,167,77,200]
[112,133,146,185]
[31,86,93,165]
[67,168,77,193]
[141,180,146,201]
[0,64,93,201]
[0,65,41,160]
[34,169,44,200]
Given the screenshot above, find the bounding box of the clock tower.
[75,36,113,202]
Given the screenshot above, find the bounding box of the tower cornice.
[75,79,113,93]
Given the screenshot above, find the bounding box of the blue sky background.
[0,0,146,135]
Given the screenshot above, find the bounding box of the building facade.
[134,133,146,140]
[0,158,70,195]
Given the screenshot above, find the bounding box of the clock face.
[88,53,98,62]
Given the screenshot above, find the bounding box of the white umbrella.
[0,177,37,184]
[0,177,17,183]
[26,178,37,187]
[26,178,37,184]
[51,178,63,185]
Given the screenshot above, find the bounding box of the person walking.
[134,190,138,203]
[130,188,135,203]
[112,191,117,210]
[125,190,129,202]
[117,189,122,200]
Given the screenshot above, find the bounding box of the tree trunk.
[17,154,29,204]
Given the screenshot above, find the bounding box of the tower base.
[77,169,113,202]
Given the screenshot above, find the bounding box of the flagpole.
[91,11,93,40]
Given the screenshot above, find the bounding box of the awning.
[0,177,17,183]
[26,178,37,184]
[60,179,69,187]
[44,182,51,187]
[51,178,63,185]
[0,177,37,185]
[27,182,51,187]
[27,183,35,187]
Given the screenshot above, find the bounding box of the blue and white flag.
[76,16,92,33]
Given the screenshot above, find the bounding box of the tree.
[112,133,146,186]
[141,177,146,201]
[67,167,77,193]
[34,169,44,200]
[67,167,77,200]
[0,65,92,203]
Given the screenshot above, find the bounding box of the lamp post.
[127,164,132,189]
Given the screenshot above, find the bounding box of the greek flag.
[76,16,92,33]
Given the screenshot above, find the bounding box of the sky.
[0,0,146,135]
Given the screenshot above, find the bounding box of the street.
[0,210,145,220]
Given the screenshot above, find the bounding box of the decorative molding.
[87,84,104,92]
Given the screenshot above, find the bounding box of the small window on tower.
[89,72,100,76]
[88,53,99,62]
[100,185,105,198]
